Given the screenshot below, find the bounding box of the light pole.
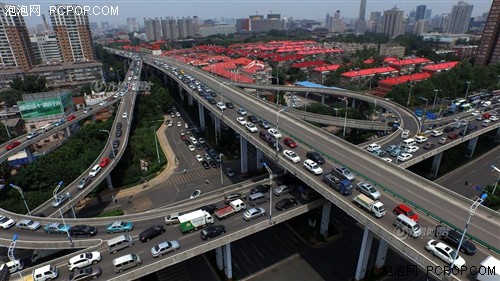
[449,193,487,274]
[276,107,286,156]
[9,184,30,215]
[152,126,160,164]
[303,102,309,120]
[419,97,428,133]
[52,181,64,202]
[262,162,273,224]
[406,83,414,107]
[219,153,224,188]
[59,208,73,245]
[464,81,471,99]
[99,130,115,158]
[220,81,229,104]
[116,69,122,81]
[339,97,348,137]
[491,165,500,195]
[8,234,22,280]
[432,89,440,110]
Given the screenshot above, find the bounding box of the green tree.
[10,75,47,93]
[0,89,24,106]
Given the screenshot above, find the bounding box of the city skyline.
[5,0,493,27]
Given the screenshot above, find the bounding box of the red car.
[6,141,21,150]
[447,133,458,140]
[283,137,297,148]
[393,204,419,222]
[66,115,76,121]
[180,133,187,141]
[99,157,110,167]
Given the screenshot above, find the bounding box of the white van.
[401,138,416,148]
[393,214,422,238]
[0,259,23,273]
[32,264,58,281]
[401,129,411,139]
[247,192,268,206]
[113,253,142,273]
[108,234,134,254]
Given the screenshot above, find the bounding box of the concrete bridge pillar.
[354,226,373,281]
[178,85,184,101]
[214,116,221,144]
[496,127,500,139]
[321,94,325,104]
[65,126,72,137]
[320,201,331,238]
[431,151,443,179]
[465,136,478,158]
[374,239,388,271]
[223,243,233,280]
[198,103,205,129]
[24,147,34,163]
[256,148,263,169]
[215,246,223,271]
[240,137,248,174]
[106,174,114,190]
[188,93,193,106]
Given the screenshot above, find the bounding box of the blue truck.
[322,172,353,195]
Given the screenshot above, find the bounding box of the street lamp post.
[339,98,348,137]
[491,165,500,195]
[303,102,309,120]
[52,181,64,202]
[219,154,224,188]
[406,83,414,107]
[99,130,115,158]
[152,126,160,164]
[432,89,440,110]
[449,194,487,274]
[262,162,273,224]
[9,184,30,215]
[419,97,429,133]
[116,69,122,82]
[465,81,471,99]
[8,234,22,280]
[276,108,286,156]
[59,209,73,245]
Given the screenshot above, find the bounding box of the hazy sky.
[6,0,494,27]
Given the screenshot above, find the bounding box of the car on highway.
[283,137,297,148]
[273,185,292,196]
[404,145,419,153]
[27,131,39,140]
[275,198,298,211]
[333,166,356,181]
[371,150,387,157]
[16,219,41,231]
[223,193,244,204]
[434,225,477,255]
[69,225,98,237]
[198,138,206,144]
[122,112,128,118]
[250,184,271,194]
[247,115,258,123]
[423,143,435,150]
[236,117,247,126]
[52,192,71,208]
[99,157,110,167]
[397,153,413,162]
[367,143,381,152]
[6,141,21,150]
[425,240,466,268]
[67,115,76,121]
[107,221,134,233]
[188,145,195,151]
[385,145,398,153]
[116,122,123,129]
[115,129,122,137]
[490,115,499,121]
[226,102,234,109]
[224,167,235,177]
[390,148,402,157]
[44,222,71,234]
[268,128,282,139]
[0,216,15,229]
[237,108,247,115]
[438,137,449,145]
[68,252,102,271]
[258,119,271,129]
[306,151,325,165]
[139,225,166,242]
[202,160,210,169]
[209,160,218,168]
[393,204,419,222]
[204,153,211,161]
[77,177,91,190]
[415,136,428,143]
[151,240,181,258]
[431,130,443,137]
[243,207,266,221]
[201,225,226,240]
[303,159,323,175]
[283,150,300,163]
[68,266,102,281]
[200,204,218,214]
[356,182,381,200]
[88,165,101,177]
[195,155,203,162]
[109,148,118,159]
[245,122,258,133]
[447,133,458,140]
[216,102,226,110]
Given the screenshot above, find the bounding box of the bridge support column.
[496,127,500,139]
[215,246,223,271]
[24,147,34,163]
[178,85,184,101]
[465,136,478,158]
[240,137,248,174]
[374,240,388,272]
[106,174,114,190]
[355,226,373,281]
[351,99,356,108]
[65,126,72,138]
[188,93,193,106]
[223,243,233,280]
[214,116,221,143]
[256,148,263,169]
[320,201,331,238]
[431,152,443,179]
[321,94,325,104]
[198,103,205,128]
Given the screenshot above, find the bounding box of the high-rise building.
[356,0,367,34]
[381,6,405,38]
[50,4,94,62]
[475,0,500,65]
[152,18,162,41]
[101,22,109,30]
[0,2,35,71]
[446,1,474,34]
[424,9,432,20]
[415,5,427,21]
[359,0,367,20]
[127,18,138,33]
[30,34,62,64]
[369,11,382,32]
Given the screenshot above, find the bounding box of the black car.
[443,126,454,133]
[268,141,283,151]
[247,115,258,123]
[250,184,271,194]
[116,122,123,130]
[226,102,234,109]
[202,160,210,169]
[196,143,203,150]
[201,225,226,240]
[306,151,325,165]
[202,143,210,151]
[435,225,477,255]
[258,119,271,129]
[115,129,122,137]
[139,225,166,242]
[185,140,192,146]
[275,198,298,211]
[208,98,217,105]
[113,140,120,148]
[200,204,218,214]
[69,225,98,237]
[69,266,102,281]
[109,148,118,159]
[224,192,244,204]
[209,160,218,168]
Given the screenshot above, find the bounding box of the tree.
[10,75,47,93]
[0,89,24,106]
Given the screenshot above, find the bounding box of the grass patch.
[97,209,124,217]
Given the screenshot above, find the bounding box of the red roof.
[291,60,328,68]
[378,73,432,86]
[341,67,398,78]
[363,58,375,64]
[388,58,431,66]
[383,57,398,63]
[313,64,341,72]
[420,61,459,72]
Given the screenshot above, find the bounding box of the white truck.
[178,210,214,234]
[353,194,386,218]
[214,199,246,220]
[477,256,500,281]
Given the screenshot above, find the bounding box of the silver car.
[52,192,71,208]
[77,177,91,189]
[356,182,381,200]
[16,219,41,231]
[243,207,266,221]
[150,240,180,258]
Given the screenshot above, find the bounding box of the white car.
[404,145,419,153]
[68,251,102,271]
[425,240,466,268]
[236,117,247,126]
[188,145,195,151]
[189,137,198,144]
[16,219,41,231]
[283,150,300,163]
[303,159,323,175]
[0,216,15,229]
[195,155,203,162]
[151,240,181,258]
[431,130,443,137]
[268,128,282,139]
[88,165,101,177]
[382,157,392,163]
[245,123,258,133]
[216,102,226,110]
[471,110,480,116]
[176,112,181,117]
[237,108,247,115]
[366,143,381,152]
[98,101,107,106]
[415,135,428,143]
[490,115,499,121]
[177,122,182,127]
[185,123,189,129]
[397,153,413,162]
[122,112,128,118]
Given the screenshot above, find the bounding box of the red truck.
[214,199,246,220]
